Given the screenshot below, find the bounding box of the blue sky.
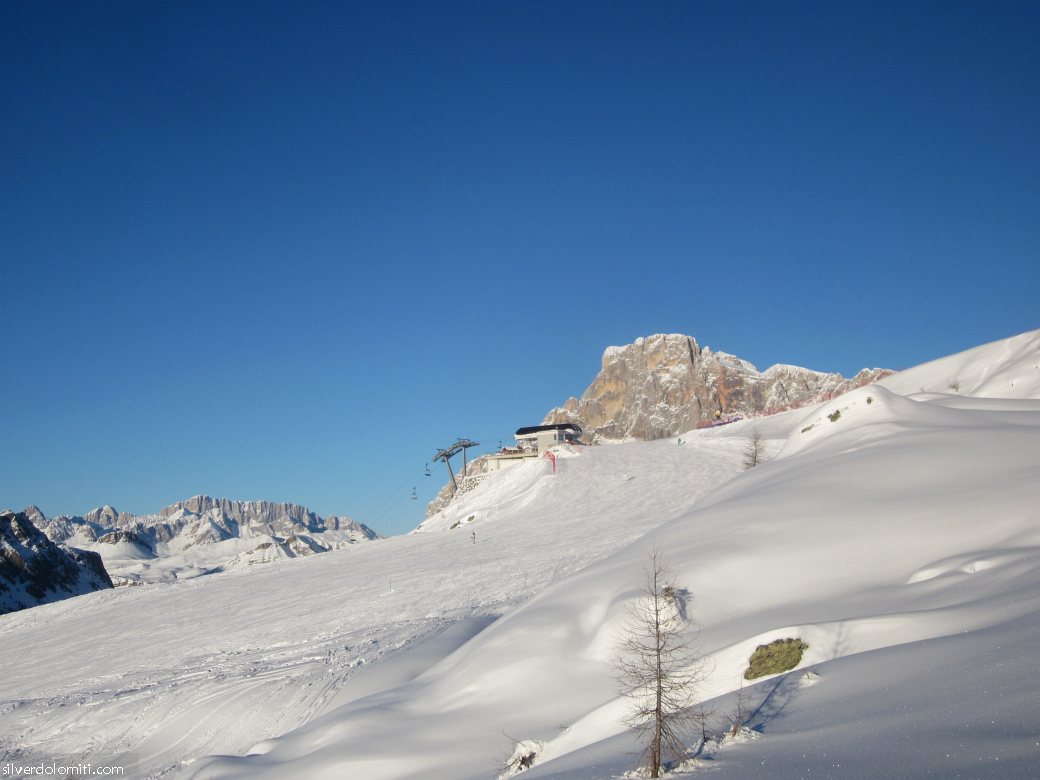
[2,1,1037,535]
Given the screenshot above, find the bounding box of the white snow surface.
[2,329,1039,780]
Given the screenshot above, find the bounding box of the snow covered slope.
[0,424,752,778]
[185,329,1040,780]
[878,328,1040,399]
[3,329,1038,780]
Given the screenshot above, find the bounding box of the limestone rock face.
[159,496,325,537]
[543,334,891,442]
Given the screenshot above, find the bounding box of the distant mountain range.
[543,333,891,441]
[17,497,379,589]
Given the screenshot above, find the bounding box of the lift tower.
[432,438,480,496]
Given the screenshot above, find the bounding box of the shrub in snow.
[500,738,543,776]
[744,638,809,680]
[827,409,842,422]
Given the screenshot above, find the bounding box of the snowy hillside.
[174,331,1040,780]
[2,330,1038,780]
[0,427,753,778]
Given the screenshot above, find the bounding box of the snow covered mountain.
[1,330,1038,780]
[30,497,378,585]
[544,333,891,441]
[0,510,112,614]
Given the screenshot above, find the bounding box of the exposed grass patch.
[744,638,809,680]
[827,410,841,422]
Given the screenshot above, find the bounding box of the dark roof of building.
[515,423,583,436]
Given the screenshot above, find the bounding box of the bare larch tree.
[614,548,706,777]
[743,427,764,469]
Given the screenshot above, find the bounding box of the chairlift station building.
[486,423,584,471]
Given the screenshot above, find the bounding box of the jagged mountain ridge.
[29,497,379,585]
[543,333,891,441]
[0,510,113,615]
[39,495,377,548]
[160,496,324,533]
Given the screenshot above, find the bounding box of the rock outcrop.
[422,455,493,522]
[543,334,891,442]
[0,510,113,615]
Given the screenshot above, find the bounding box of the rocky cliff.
[0,510,113,615]
[543,334,891,442]
[159,496,326,536]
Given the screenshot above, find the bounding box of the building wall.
[487,454,536,472]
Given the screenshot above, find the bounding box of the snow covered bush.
[500,738,543,776]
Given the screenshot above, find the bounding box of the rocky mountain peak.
[1,510,113,615]
[543,334,892,442]
[22,505,47,526]
[83,505,137,528]
[159,496,326,535]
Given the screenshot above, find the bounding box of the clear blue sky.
[2,1,1037,536]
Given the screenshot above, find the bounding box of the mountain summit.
[543,333,890,441]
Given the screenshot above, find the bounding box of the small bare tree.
[743,427,764,469]
[729,679,748,736]
[615,549,705,777]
